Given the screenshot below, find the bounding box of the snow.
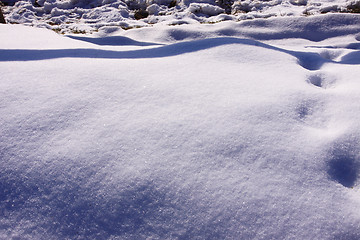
[1,1,360,239]
[1,0,359,33]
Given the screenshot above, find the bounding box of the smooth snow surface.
[1,12,360,240]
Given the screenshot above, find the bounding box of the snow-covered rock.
[188,2,225,15]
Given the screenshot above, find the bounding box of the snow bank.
[1,0,359,33]
[1,13,360,239]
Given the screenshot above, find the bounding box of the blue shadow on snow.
[67,35,162,46]
[327,151,359,188]
[0,37,359,70]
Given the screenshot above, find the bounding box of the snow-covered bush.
[346,0,360,12]
[231,0,251,13]
[125,0,147,10]
[215,0,233,13]
[134,8,149,18]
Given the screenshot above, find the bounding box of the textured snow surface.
[1,0,359,33]
[1,13,360,240]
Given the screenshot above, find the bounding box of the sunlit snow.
[1,2,360,239]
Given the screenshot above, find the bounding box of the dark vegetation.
[346,1,360,13]
[0,2,5,23]
[134,9,149,20]
[216,0,234,14]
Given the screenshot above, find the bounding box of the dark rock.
[0,7,6,24]
[134,9,149,20]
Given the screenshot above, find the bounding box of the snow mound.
[1,13,360,239]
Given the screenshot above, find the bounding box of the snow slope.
[1,12,360,240]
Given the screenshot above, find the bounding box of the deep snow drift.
[1,8,360,240]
